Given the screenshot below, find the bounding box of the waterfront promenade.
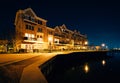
[20,52,73,83]
[0,51,76,83]
[0,50,108,83]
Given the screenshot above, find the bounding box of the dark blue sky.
[0,0,120,48]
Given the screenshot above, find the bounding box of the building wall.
[14,8,88,52]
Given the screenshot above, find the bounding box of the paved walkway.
[0,50,103,83]
[0,53,41,66]
[20,52,72,83]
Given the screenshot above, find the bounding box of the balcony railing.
[23,37,37,43]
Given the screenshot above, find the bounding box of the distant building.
[14,8,88,52]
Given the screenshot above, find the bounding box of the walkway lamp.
[101,43,105,50]
[48,37,53,52]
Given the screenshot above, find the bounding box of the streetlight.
[101,43,105,50]
[48,36,53,52]
[84,41,88,50]
[101,43,105,47]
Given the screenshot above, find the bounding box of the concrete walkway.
[20,52,72,83]
[0,53,40,66]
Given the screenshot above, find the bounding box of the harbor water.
[41,52,120,83]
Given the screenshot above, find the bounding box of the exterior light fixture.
[85,41,88,45]
[101,43,105,47]
[48,37,52,42]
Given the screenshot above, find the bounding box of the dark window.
[24,37,28,40]
[37,35,39,38]
[26,24,34,31]
[49,31,52,35]
[37,28,42,32]
[40,35,42,38]
[31,17,35,22]
[26,24,28,30]
[24,15,29,20]
[31,26,34,30]
[38,20,42,24]
[28,16,31,20]
[28,25,31,30]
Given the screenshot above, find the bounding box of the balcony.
[23,37,37,43]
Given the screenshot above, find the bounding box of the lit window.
[31,34,34,38]
[25,33,29,37]
[54,39,59,44]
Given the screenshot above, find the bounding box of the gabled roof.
[23,8,47,22]
[15,8,47,25]
[54,26,61,33]
[61,24,67,29]
[47,27,55,31]
[23,8,37,17]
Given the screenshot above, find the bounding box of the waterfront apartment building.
[14,8,88,52]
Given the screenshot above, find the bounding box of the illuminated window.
[25,45,28,49]
[25,33,29,37]
[54,39,59,44]
[31,34,34,38]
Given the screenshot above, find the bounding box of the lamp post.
[84,41,88,50]
[101,43,105,50]
[48,37,52,53]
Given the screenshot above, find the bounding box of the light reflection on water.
[43,53,120,83]
[84,63,89,73]
[101,60,106,66]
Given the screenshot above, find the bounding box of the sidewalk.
[0,53,42,66]
[20,52,72,83]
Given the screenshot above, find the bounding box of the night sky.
[0,0,120,48]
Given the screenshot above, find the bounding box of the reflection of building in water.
[14,8,88,52]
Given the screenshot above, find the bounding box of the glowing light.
[101,43,105,47]
[82,46,86,49]
[102,60,106,66]
[85,41,88,45]
[84,64,89,73]
[48,36,53,42]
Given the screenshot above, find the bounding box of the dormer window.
[38,20,42,24]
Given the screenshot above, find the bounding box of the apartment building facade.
[14,8,88,52]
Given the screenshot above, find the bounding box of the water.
[43,52,120,83]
